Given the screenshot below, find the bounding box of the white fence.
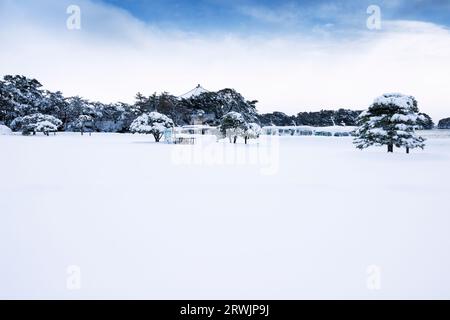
[262,126,357,137]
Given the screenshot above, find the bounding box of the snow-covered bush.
[243,123,262,144]
[129,112,174,142]
[219,112,249,143]
[354,93,426,153]
[0,124,12,135]
[9,117,22,132]
[11,113,62,136]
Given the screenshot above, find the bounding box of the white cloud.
[237,3,303,25]
[1,0,450,121]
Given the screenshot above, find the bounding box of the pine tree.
[417,113,434,130]
[129,112,174,142]
[243,123,262,144]
[11,113,62,136]
[134,92,148,114]
[438,118,450,129]
[77,115,94,135]
[0,75,46,124]
[354,93,426,153]
[42,90,66,117]
[219,112,249,144]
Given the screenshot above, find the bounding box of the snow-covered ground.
[1,132,450,299]
[0,125,12,135]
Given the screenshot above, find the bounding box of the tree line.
[0,75,438,153]
[3,74,436,134]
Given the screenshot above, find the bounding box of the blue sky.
[96,0,450,33]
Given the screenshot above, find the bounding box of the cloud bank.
[1,0,449,120]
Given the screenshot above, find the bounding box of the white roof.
[179,84,209,99]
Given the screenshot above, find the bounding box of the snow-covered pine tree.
[11,113,62,136]
[0,75,46,124]
[129,111,174,142]
[42,90,67,118]
[77,115,94,135]
[134,92,150,114]
[0,79,12,124]
[354,93,426,153]
[62,96,97,131]
[219,111,249,144]
[243,123,262,144]
[417,113,434,130]
[438,118,450,129]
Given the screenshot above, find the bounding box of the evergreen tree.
[129,112,174,142]
[219,112,249,144]
[417,113,434,130]
[77,115,94,135]
[118,102,141,132]
[11,113,62,136]
[62,96,86,129]
[0,79,12,123]
[259,111,296,126]
[243,123,262,144]
[134,92,158,114]
[0,75,46,124]
[438,118,450,129]
[143,92,180,124]
[354,93,426,153]
[134,92,148,114]
[42,90,66,117]
[178,88,260,126]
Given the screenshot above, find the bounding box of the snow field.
[0,132,449,299]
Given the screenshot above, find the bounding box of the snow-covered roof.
[179,84,209,99]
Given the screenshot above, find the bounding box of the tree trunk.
[406,147,410,154]
[233,136,237,144]
[154,133,161,143]
[387,144,393,153]
[245,136,248,144]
